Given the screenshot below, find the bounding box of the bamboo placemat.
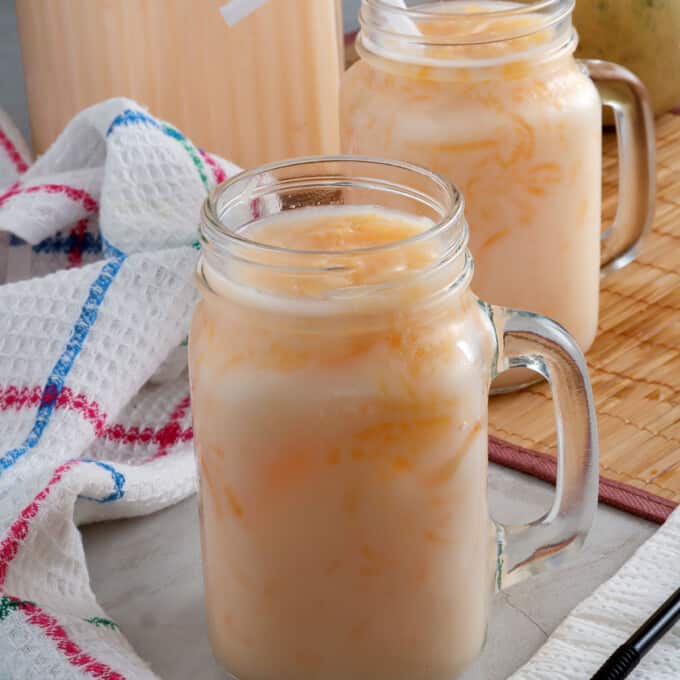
[489,113,680,524]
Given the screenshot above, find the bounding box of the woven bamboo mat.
[489,113,680,524]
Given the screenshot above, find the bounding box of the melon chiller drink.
[16,0,342,166]
[342,0,656,384]
[188,157,599,680]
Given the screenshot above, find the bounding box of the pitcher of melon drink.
[16,0,342,167]
[188,157,599,680]
[342,0,656,390]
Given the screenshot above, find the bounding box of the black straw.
[590,585,680,680]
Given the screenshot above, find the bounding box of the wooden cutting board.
[489,113,680,522]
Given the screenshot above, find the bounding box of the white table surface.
[79,465,655,680]
[0,3,658,678]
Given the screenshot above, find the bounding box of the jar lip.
[359,0,577,69]
[201,155,466,259]
[368,0,568,23]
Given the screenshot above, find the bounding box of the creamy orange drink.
[189,158,599,680]
[342,0,655,359]
[192,194,495,679]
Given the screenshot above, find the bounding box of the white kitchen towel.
[511,507,680,680]
[0,98,239,679]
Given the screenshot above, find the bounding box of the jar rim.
[198,156,473,310]
[358,0,577,69]
[201,155,466,259]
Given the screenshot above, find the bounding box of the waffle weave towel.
[0,98,239,679]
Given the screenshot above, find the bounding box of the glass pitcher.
[16,0,342,166]
[341,0,656,360]
[189,157,599,680]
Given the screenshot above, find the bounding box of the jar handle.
[582,59,656,277]
[487,304,599,590]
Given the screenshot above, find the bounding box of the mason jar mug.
[342,0,656,359]
[189,157,599,680]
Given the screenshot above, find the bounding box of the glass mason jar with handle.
[189,157,599,680]
[341,0,656,361]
